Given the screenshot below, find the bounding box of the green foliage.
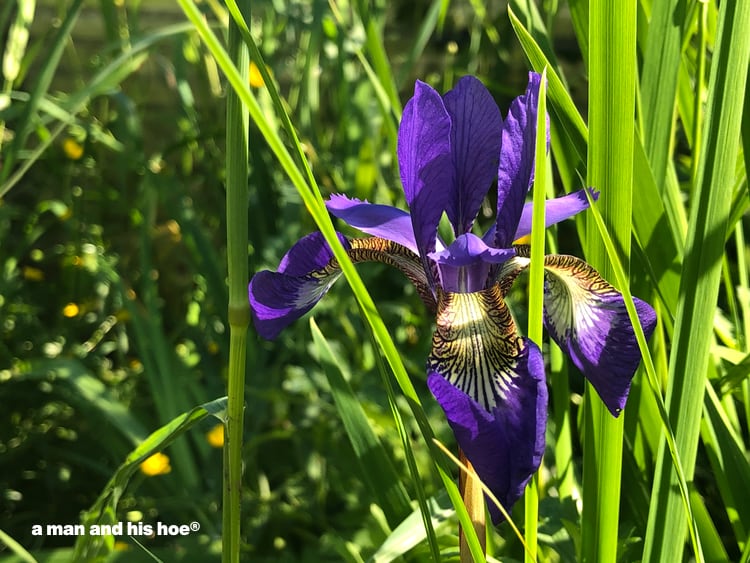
[1,0,749,562]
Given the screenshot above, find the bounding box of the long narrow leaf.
[581,1,638,559]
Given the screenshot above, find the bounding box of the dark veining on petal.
[309,237,437,311]
[429,284,524,412]
[542,254,621,342]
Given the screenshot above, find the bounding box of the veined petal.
[398,81,453,281]
[427,285,547,523]
[512,188,600,241]
[249,232,350,339]
[326,194,420,254]
[443,76,503,235]
[249,233,436,340]
[542,253,657,415]
[494,72,547,248]
[429,233,515,292]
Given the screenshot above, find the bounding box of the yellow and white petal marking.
[428,284,524,412]
[314,237,436,310]
[541,253,622,344]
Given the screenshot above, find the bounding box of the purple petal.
[427,285,547,523]
[326,194,420,254]
[543,254,657,415]
[429,233,515,292]
[398,81,453,275]
[494,72,547,248]
[443,76,503,235]
[512,188,600,241]
[430,233,514,267]
[249,232,350,339]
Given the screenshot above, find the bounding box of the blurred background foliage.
[2,0,747,562]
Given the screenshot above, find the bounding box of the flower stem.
[459,449,486,563]
[223,3,251,562]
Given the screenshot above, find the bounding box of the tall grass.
[1,0,749,561]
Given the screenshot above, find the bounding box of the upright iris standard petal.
[427,284,547,523]
[540,253,657,415]
[494,73,545,248]
[398,81,453,286]
[249,232,350,340]
[442,76,503,235]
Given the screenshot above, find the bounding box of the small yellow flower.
[249,61,265,88]
[206,424,224,448]
[114,541,130,551]
[62,137,84,160]
[140,452,171,476]
[62,303,80,317]
[22,266,45,281]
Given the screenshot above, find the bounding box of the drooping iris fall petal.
[541,253,657,415]
[249,232,350,339]
[249,233,438,339]
[426,284,547,523]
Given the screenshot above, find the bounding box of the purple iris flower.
[248,73,656,523]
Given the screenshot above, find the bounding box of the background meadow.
[1,0,749,562]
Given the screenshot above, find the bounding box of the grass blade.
[310,319,412,525]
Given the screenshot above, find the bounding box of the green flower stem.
[459,451,486,563]
[582,1,636,561]
[223,3,251,562]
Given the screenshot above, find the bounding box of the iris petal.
[249,233,436,339]
[542,253,657,415]
[494,72,547,248]
[427,285,547,523]
[326,194,421,254]
[443,76,503,235]
[482,189,600,246]
[513,188,599,241]
[398,81,453,286]
[249,232,350,339]
[429,233,515,292]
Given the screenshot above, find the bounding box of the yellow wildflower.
[249,61,265,88]
[140,452,171,476]
[62,138,84,160]
[206,424,224,448]
[62,303,80,318]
